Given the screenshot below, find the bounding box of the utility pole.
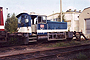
[53,11,54,21]
[60,0,62,22]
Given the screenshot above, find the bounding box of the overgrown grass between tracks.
[74,52,88,60]
[47,40,82,48]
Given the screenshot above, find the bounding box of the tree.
[5,13,18,33]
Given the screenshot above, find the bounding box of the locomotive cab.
[16,13,47,35]
[17,13,32,35]
[31,15,47,34]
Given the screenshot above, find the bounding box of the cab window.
[25,15,29,23]
[38,16,47,23]
[42,16,47,23]
[18,16,21,24]
[38,16,41,23]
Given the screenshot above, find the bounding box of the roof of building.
[48,13,60,17]
[84,7,90,11]
[48,11,80,17]
[66,9,81,13]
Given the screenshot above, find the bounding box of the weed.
[69,40,81,45]
[49,42,70,47]
[75,52,88,60]
[47,40,90,48]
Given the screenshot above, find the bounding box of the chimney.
[69,9,71,12]
[79,10,81,13]
[74,9,76,12]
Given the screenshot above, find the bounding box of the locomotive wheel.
[23,37,29,44]
[22,33,29,44]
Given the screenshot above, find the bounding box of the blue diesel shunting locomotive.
[16,13,68,44]
[17,13,67,35]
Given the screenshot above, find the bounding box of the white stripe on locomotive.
[18,27,31,33]
[37,29,68,33]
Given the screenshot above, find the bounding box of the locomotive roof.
[16,13,47,18]
[16,13,29,18]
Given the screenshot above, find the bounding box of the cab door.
[31,15,37,34]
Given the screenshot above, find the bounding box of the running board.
[29,40,37,42]
[29,37,37,40]
[48,38,66,41]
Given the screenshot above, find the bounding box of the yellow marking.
[0,9,2,11]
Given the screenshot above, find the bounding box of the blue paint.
[37,20,67,31]
[37,33,47,35]
[16,13,67,36]
[47,21,67,29]
[17,13,31,28]
[37,21,67,35]
[17,13,32,35]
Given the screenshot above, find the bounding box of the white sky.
[0,0,90,21]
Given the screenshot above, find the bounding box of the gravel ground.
[35,50,90,60]
[0,40,90,60]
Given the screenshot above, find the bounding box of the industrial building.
[47,13,60,21]
[79,7,90,38]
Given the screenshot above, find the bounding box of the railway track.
[0,39,67,50]
[26,48,90,60]
[0,40,66,55]
[0,44,90,60]
[0,39,62,48]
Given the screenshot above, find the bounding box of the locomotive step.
[29,40,37,42]
[29,37,37,40]
[48,38,66,41]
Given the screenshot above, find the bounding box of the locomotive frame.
[16,13,73,44]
